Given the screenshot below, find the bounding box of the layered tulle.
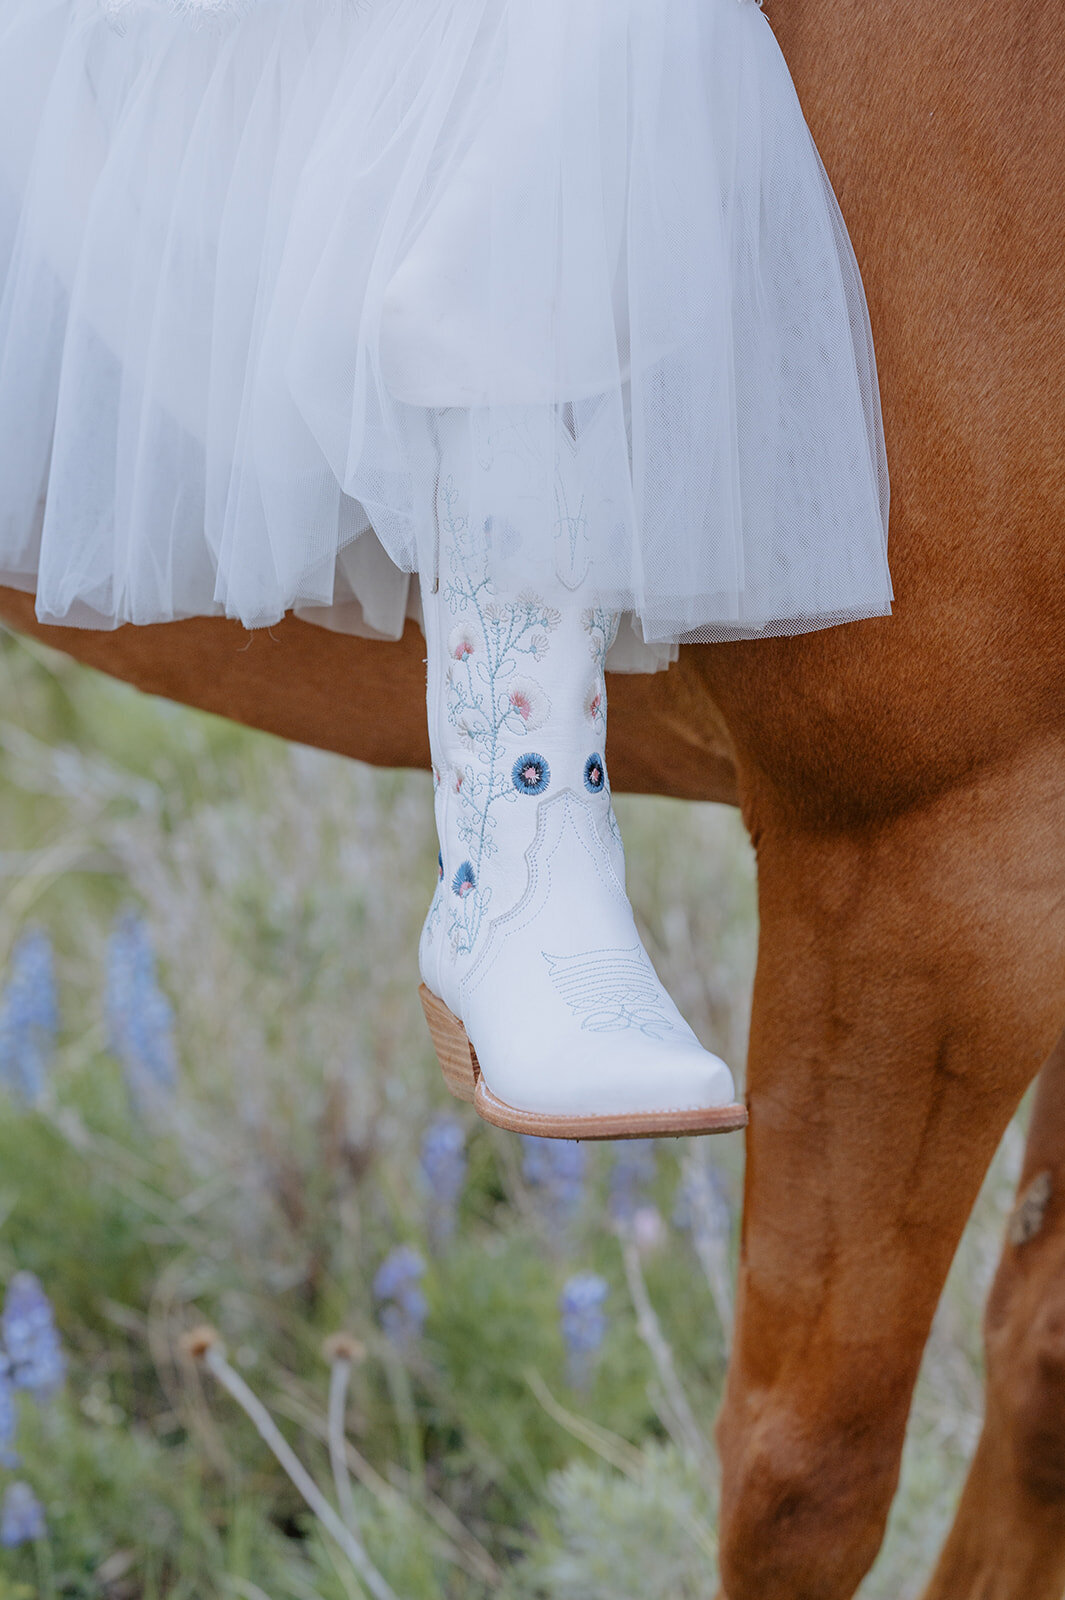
[0,0,891,663]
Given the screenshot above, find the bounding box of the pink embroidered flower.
[448,626,476,663]
[583,682,604,726]
[506,678,550,733]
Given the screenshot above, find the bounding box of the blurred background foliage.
[0,624,1026,1599]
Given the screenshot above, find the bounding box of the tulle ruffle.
[0,0,891,660]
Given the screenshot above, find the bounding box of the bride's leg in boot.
[416,411,746,1139]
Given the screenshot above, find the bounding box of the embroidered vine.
[439,475,560,958]
[581,606,620,674]
[580,606,623,850]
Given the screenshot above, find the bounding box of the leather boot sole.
[419,983,748,1141]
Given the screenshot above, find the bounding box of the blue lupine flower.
[608,1139,659,1226]
[0,930,58,1104]
[511,753,550,796]
[372,1245,425,1302]
[0,1360,19,1469]
[379,1290,428,1351]
[451,861,476,899]
[559,1272,609,1389]
[2,1273,64,1401]
[0,1481,46,1547]
[6,933,58,1038]
[419,1116,467,1245]
[521,1136,587,1226]
[373,1246,428,1352]
[583,753,606,794]
[105,912,177,1109]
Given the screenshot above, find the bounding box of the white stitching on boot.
[542,945,674,1037]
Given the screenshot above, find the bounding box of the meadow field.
[0,625,1026,1599]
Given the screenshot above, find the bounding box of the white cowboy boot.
[417,410,746,1139]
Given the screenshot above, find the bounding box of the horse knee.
[717,1406,902,1600]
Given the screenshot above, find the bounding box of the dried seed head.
[181,1325,222,1362]
[322,1332,366,1366]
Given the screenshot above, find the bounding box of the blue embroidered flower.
[512,753,550,796]
[437,851,444,881]
[583,753,606,793]
[452,860,476,898]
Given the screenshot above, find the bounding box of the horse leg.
[714,745,1065,1600]
[921,1024,1065,1600]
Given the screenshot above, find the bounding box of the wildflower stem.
[525,1367,719,1564]
[620,1236,714,1477]
[225,1582,276,1600]
[33,1536,57,1600]
[695,1230,735,1344]
[270,1383,502,1587]
[327,1358,361,1535]
[677,1148,735,1341]
[383,1350,424,1494]
[524,1367,644,1477]
[202,1345,399,1600]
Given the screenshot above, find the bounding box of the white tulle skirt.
[0,0,892,672]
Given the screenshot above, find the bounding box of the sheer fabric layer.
[0,0,892,664]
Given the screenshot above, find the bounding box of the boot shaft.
[420,413,624,996]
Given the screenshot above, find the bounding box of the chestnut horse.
[1,0,1063,1591]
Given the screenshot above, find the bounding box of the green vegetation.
[0,628,1024,1598]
